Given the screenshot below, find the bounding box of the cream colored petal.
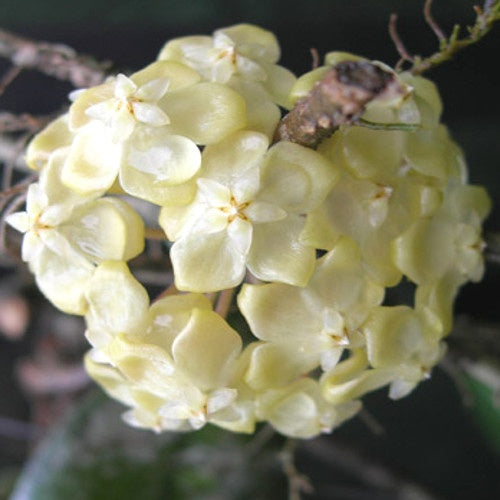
[231,165,262,205]
[131,61,201,91]
[135,77,170,101]
[404,125,454,182]
[217,24,280,63]
[256,379,329,438]
[235,56,267,81]
[123,172,197,207]
[132,102,170,126]
[363,306,424,368]
[107,334,176,393]
[111,107,136,142]
[207,388,238,415]
[38,227,81,261]
[84,353,135,406]
[25,114,73,170]
[320,348,344,373]
[244,342,318,391]
[160,82,246,144]
[399,73,442,127]
[124,129,201,186]
[446,184,491,223]
[26,183,48,217]
[171,230,247,292]
[203,130,268,188]
[227,218,253,255]
[307,237,385,317]
[197,178,232,206]
[62,122,121,194]
[85,261,149,341]
[340,126,405,181]
[85,100,116,122]
[227,79,280,139]
[259,141,338,213]
[199,208,229,234]
[415,272,462,336]
[244,201,286,224]
[40,148,99,206]
[157,35,213,62]
[321,368,395,405]
[69,80,114,130]
[159,200,204,241]
[393,215,455,285]
[289,67,330,104]
[248,215,315,286]
[172,308,242,391]
[238,283,319,343]
[261,63,296,109]
[5,212,29,233]
[120,139,198,206]
[146,293,212,352]
[60,197,144,262]
[115,74,137,98]
[21,231,43,263]
[212,59,236,83]
[34,246,94,315]
[324,52,366,65]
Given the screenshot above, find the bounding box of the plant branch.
[280,439,313,500]
[301,438,439,500]
[388,13,415,70]
[0,28,111,87]
[390,0,500,75]
[423,0,447,42]
[215,288,236,318]
[274,61,407,148]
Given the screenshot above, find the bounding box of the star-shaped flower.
[159,130,337,291]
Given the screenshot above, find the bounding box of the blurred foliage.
[9,390,286,500]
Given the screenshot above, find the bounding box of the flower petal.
[122,129,201,196]
[85,261,149,347]
[172,308,242,391]
[34,246,94,315]
[259,141,338,213]
[248,215,315,286]
[61,122,121,194]
[227,218,253,255]
[161,82,246,144]
[201,130,268,185]
[132,102,170,126]
[171,230,247,292]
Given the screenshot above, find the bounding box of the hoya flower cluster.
[7,24,490,438]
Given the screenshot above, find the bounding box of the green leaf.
[463,369,500,453]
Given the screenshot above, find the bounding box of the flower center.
[219,196,250,223]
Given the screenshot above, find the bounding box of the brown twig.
[301,438,439,499]
[144,227,166,240]
[0,173,38,201]
[273,61,406,148]
[390,0,500,75]
[2,134,31,191]
[0,135,31,172]
[215,288,236,318]
[310,47,320,69]
[0,28,110,87]
[388,13,415,71]
[0,65,22,97]
[0,111,54,133]
[280,439,314,500]
[424,0,447,42]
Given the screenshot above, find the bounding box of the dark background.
[0,1,499,499]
